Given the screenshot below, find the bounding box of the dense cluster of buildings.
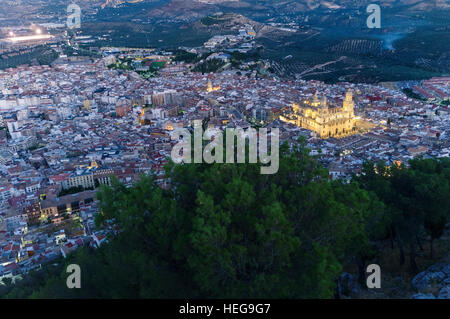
[203,23,256,53]
[0,55,449,280]
[411,77,450,102]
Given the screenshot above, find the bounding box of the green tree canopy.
[4,140,400,299]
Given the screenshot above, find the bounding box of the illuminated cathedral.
[280,90,357,139]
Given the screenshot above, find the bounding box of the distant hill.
[127,0,450,23]
[1,0,448,25]
[1,0,448,83]
[242,0,450,11]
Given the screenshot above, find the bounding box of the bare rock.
[437,286,450,299]
[412,271,446,291]
[412,293,436,299]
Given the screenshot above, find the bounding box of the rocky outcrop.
[411,258,450,299]
[438,286,450,299]
[337,272,360,297]
[412,293,436,299]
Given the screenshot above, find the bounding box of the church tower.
[343,89,355,115]
[207,79,213,92]
[321,96,328,108]
[207,79,220,93]
[311,92,320,107]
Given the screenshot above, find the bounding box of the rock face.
[412,293,436,299]
[438,286,450,299]
[412,271,446,291]
[338,272,360,297]
[411,258,450,299]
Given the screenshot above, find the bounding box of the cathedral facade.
[280,90,357,139]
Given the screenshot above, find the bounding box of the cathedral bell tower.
[311,92,320,107]
[343,89,355,115]
[321,96,328,108]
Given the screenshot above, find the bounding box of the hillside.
[2,0,449,83]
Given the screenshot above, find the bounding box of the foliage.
[193,58,226,74]
[173,50,198,64]
[5,142,449,298]
[402,88,427,102]
[356,158,450,267]
[58,185,94,197]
